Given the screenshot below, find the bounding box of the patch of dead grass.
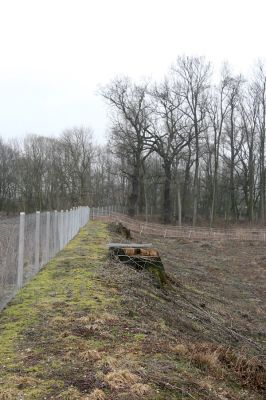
[79,349,101,362]
[131,383,152,397]
[0,389,20,400]
[97,356,120,371]
[104,369,139,390]
[12,375,40,389]
[55,387,83,399]
[187,343,266,391]
[85,389,106,400]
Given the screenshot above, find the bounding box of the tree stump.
[108,243,167,286]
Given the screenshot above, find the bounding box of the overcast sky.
[0,0,266,143]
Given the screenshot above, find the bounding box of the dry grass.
[0,221,265,400]
[79,349,101,362]
[130,383,153,397]
[56,387,83,399]
[96,356,120,371]
[104,369,140,390]
[0,389,20,400]
[85,389,106,400]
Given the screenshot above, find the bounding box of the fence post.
[17,212,25,289]
[73,207,75,234]
[69,209,72,239]
[60,210,64,249]
[73,207,76,234]
[63,210,67,246]
[45,211,50,263]
[72,207,74,236]
[71,208,74,238]
[77,207,79,231]
[53,210,58,255]
[65,210,69,244]
[34,211,40,271]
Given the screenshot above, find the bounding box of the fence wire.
[0,206,90,311]
[24,213,36,283]
[0,216,20,310]
[92,208,266,241]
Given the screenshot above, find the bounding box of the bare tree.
[147,78,189,224]
[208,68,232,226]
[172,56,211,225]
[100,78,151,216]
[254,62,266,222]
[61,127,94,206]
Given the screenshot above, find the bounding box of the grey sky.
[0,0,265,143]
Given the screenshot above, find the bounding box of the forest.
[1,56,266,226]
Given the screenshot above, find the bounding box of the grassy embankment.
[0,220,265,399]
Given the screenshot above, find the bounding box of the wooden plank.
[108,243,153,248]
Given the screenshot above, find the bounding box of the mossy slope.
[0,221,116,399]
[0,221,264,400]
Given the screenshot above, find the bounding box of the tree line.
[0,128,115,213]
[101,56,266,225]
[1,56,266,226]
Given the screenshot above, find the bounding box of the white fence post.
[60,210,64,249]
[45,211,50,263]
[34,211,40,271]
[53,210,58,255]
[64,210,69,244]
[72,207,75,235]
[69,209,72,239]
[72,208,74,237]
[72,208,75,238]
[69,209,71,239]
[74,207,77,233]
[17,212,25,289]
[70,208,73,238]
[62,210,65,245]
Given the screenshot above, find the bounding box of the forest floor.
[0,220,265,399]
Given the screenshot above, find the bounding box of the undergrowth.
[0,221,264,399]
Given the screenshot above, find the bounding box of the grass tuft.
[104,369,139,390]
[85,388,106,400]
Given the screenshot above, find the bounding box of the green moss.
[0,221,116,397]
[134,333,146,341]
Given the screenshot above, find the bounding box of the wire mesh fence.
[0,206,90,311]
[92,207,266,241]
[0,216,20,311]
[3,203,264,313]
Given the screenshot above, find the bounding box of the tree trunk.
[193,134,199,226]
[182,147,191,220]
[177,184,182,226]
[128,167,139,217]
[260,90,266,223]
[229,108,237,220]
[210,147,219,227]
[138,171,145,215]
[163,163,172,224]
